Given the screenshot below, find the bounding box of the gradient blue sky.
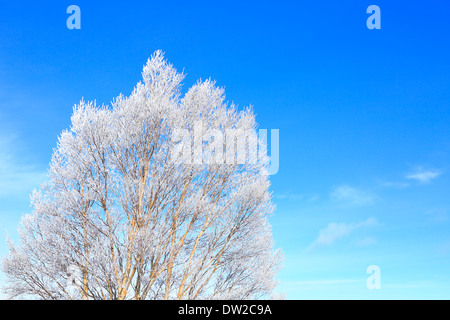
[1,1,449,299]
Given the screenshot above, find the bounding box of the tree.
[2,51,282,300]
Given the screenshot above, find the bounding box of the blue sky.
[1,0,449,299]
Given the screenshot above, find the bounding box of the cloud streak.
[330,185,376,206]
[275,191,319,202]
[291,279,363,286]
[0,133,47,198]
[379,181,410,189]
[406,169,442,184]
[308,217,377,250]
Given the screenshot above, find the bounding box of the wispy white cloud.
[355,236,377,247]
[307,194,320,202]
[379,181,410,189]
[425,209,448,223]
[330,185,376,206]
[275,191,319,202]
[378,166,442,189]
[291,279,363,286]
[383,281,433,289]
[0,133,47,198]
[436,241,450,255]
[274,192,302,200]
[405,169,442,184]
[308,217,378,249]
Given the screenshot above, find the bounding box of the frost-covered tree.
[2,51,282,300]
